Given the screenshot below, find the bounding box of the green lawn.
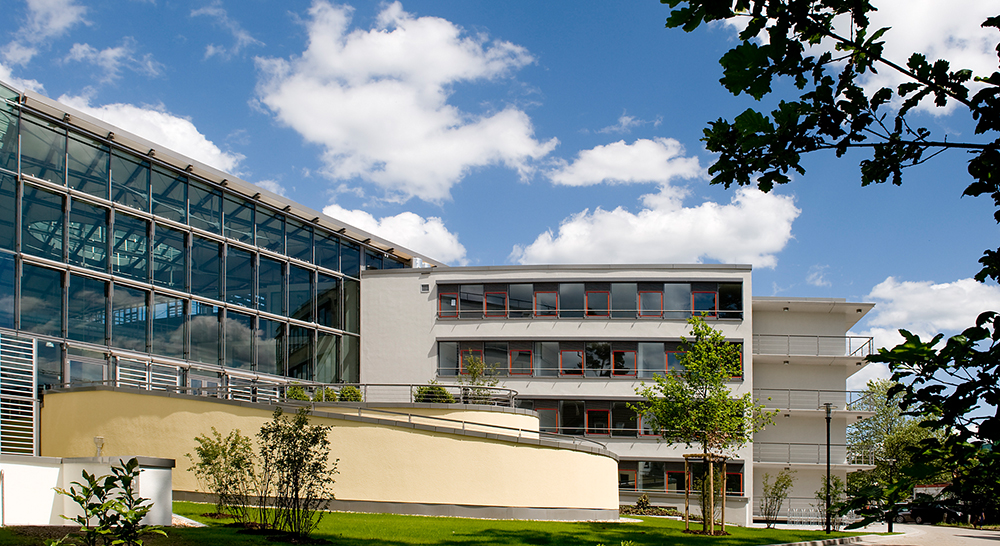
[0,502,866,546]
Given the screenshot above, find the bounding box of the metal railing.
[438,307,744,321]
[754,389,870,411]
[752,497,861,526]
[753,442,877,465]
[752,335,873,358]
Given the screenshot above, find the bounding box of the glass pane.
[638,342,665,378]
[111,150,149,211]
[719,283,742,319]
[0,252,13,329]
[316,273,340,329]
[341,334,359,383]
[69,358,105,384]
[190,301,219,365]
[286,219,312,263]
[559,283,584,318]
[560,350,583,375]
[257,317,285,376]
[288,265,313,322]
[612,402,637,437]
[111,285,147,352]
[585,341,611,377]
[36,339,61,388]
[459,284,483,319]
[111,213,148,282]
[365,250,382,271]
[67,134,109,200]
[561,401,584,435]
[22,184,64,261]
[150,166,187,223]
[20,263,61,336]
[640,461,666,491]
[315,232,339,271]
[257,256,283,315]
[255,208,284,253]
[68,273,106,344]
[341,240,360,277]
[587,410,610,435]
[535,291,557,317]
[613,350,637,376]
[151,294,185,359]
[152,224,185,291]
[510,350,532,375]
[20,114,65,183]
[344,278,359,334]
[438,341,458,376]
[224,311,254,369]
[223,195,253,243]
[189,181,221,234]
[0,103,18,172]
[288,325,312,379]
[537,407,558,432]
[586,291,610,317]
[0,173,17,251]
[191,236,220,299]
[663,283,691,319]
[668,351,686,373]
[508,284,532,318]
[485,341,507,375]
[316,330,337,383]
[611,283,637,319]
[485,291,507,317]
[225,246,253,308]
[535,341,559,377]
[693,291,718,317]
[68,200,107,271]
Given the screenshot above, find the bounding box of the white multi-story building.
[362,265,876,525]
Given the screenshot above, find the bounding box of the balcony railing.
[754,389,870,411]
[752,335,873,358]
[753,442,876,465]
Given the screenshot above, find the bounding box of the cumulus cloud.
[191,1,263,60]
[547,138,703,187]
[322,203,466,265]
[597,112,661,134]
[254,179,287,197]
[255,1,557,203]
[510,186,799,266]
[64,38,163,83]
[4,0,89,66]
[0,62,44,93]
[57,94,244,173]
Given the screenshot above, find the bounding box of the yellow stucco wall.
[40,390,616,511]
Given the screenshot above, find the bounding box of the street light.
[885,457,897,534]
[824,403,834,534]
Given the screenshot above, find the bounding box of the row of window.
[437,340,743,378]
[438,281,742,320]
[618,461,744,495]
[0,102,406,276]
[1,253,357,381]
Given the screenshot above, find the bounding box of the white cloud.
[322,204,467,265]
[191,1,263,60]
[0,62,44,93]
[597,112,661,134]
[4,0,89,66]
[57,94,244,173]
[806,265,831,287]
[64,38,163,83]
[254,179,286,197]
[510,186,799,266]
[547,138,703,187]
[255,1,557,203]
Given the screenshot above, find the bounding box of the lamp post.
[824,403,833,534]
[885,457,897,534]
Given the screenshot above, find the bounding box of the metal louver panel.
[0,334,36,455]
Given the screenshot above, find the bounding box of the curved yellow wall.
[40,389,617,515]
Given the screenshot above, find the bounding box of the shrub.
[313,387,337,402]
[186,427,256,524]
[414,382,455,403]
[761,469,796,528]
[285,384,310,401]
[339,386,363,402]
[635,493,651,511]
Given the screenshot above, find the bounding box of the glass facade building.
[0,82,416,389]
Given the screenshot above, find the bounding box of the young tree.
[813,475,847,531]
[633,316,773,533]
[760,469,796,529]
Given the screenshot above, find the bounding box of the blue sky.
[2,0,999,387]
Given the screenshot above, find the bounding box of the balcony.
[752,335,873,358]
[753,442,876,466]
[754,389,870,411]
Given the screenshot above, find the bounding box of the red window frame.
[559,350,584,375]
[639,413,659,437]
[534,291,558,317]
[459,349,483,375]
[612,350,637,377]
[485,291,508,318]
[667,471,689,493]
[725,472,743,495]
[536,405,559,433]
[585,291,610,317]
[619,469,637,490]
[692,291,718,318]
[585,409,611,436]
[439,292,458,318]
[508,349,533,375]
[638,290,663,318]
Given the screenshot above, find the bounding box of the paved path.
[852,524,1000,546]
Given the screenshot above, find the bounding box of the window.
[189,181,221,234]
[21,114,65,184]
[719,283,742,319]
[286,219,313,263]
[619,469,637,490]
[316,273,340,329]
[639,413,659,437]
[111,285,148,352]
[508,284,532,318]
[437,341,459,376]
[258,256,283,316]
[315,231,340,271]
[559,283,584,318]
[561,401,584,435]
[485,291,507,317]
[22,184,64,261]
[255,207,284,253]
[223,195,254,244]
[459,285,483,319]
[152,294,185,360]
[639,290,662,318]
[484,341,507,374]
[316,330,338,383]
[20,264,62,336]
[667,351,686,374]
[535,291,557,317]
[612,350,637,377]
[288,265,313,322]
[111,149,149,212]
[224,311,254,369]
[344,278,359,334]
[692,291,718,318]
[341,240,360,277]
[509,350,532,375]
[112,213,148,282]
[586,409,610,436]
[68,200,107,271]
[67,134,109,200]
[663,283,691,319]
[667,471,688,493]
[611,402,637,437]
[364,250,382,271]
[0,253,13,329]
[226,246,253,308]
[639,461,666,491]
[586,291,610,317]
[288,325,312,379]
[152,224,186,291]
[150,166,186,223]
[459,349,482,374]
[439,291,458,317]
[534,341,559,377]
[726,472,743,495]
[190,236,220,300]
[537,406,558,433]
[0,173,15,251]
[585,341,611,377]
[257,318,285,376]
[559,350,583,375]
[611,283,637,318]
[68,274,106,345]
[638,342,665,378]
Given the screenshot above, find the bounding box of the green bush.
[186,427,256,524]
[414,383,455,404]
[635,493,651,511]
[285,385,310,401]
[339,386,363,402]
[313,387,337,402]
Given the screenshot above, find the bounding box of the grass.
[0,502,866,546]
